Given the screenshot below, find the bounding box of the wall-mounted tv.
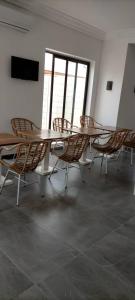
[11,56,39,81]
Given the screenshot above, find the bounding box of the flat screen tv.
[11,56,39,81]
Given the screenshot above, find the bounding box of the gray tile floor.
[1,151,135,299]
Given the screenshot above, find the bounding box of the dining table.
[0,133,25,186]
[17,129,71,175]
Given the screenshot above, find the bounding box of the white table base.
[79,147,92,165]
[34,142,57,196]
[36,165,57,176]
[79,158,92,165]
[0,175,13,187]
[35,142,57,176]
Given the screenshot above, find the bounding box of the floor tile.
[0,221,77,282]
[0,249,32,300]
[85,231,135,266]
[15,285,54,300]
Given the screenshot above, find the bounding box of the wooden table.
[17,129,71,175]
[69,126,110,136]
[67,126,110,165]
[0,133,25,186]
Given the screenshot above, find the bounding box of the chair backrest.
[14,141,48,174]
[11,118,39,136]
[108,129,129,152]
[53,118,71,133]
[80,115,94,128]
[61,134,89,162]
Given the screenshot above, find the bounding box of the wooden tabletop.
[17,129,71,141]
[69,127,110,137]
[0,133,25,146]
[94,125,117,132]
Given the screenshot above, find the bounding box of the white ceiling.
[1,0,135,37]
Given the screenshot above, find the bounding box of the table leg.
[79,147,92,165]
[35,142,57,175]
[35,141,57,197]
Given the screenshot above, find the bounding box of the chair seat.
[92,142,117,154]
[59,154,79,163]
[123,141,135,148]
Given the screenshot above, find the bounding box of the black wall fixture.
[106,81,113,90]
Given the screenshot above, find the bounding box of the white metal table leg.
[35,142,57,175]
[35,141,57,196]
[79,146,92,165]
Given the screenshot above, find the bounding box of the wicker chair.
[0,141,48,206]
[92,129,129,174]
[80,115,102,128]
[11,118,40,137]
[123,131,135,165]
[80,115,102,153]
[49,134,89,189]
[53,118,71,133]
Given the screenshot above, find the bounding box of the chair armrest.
[1,144,19,154]
[94,121,103,127]
[92,132,112,144]
[34,125,41,131]
[2,144,18,151]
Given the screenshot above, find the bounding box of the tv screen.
[11,56,39,81]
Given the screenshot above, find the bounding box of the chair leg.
[23,173,26,187]
[48,158,58,180]
[101,154,104,169]
[0,169,9,194]
[78,162,85,183]
[65,164,69,189]
[114,147,122,160]
[16,175,21,206]
[89,138,92,153]
[105,154,108,175]
[131,148,133,166]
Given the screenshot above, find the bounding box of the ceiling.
[1,0,135,38]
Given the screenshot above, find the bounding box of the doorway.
[42,51,90,129]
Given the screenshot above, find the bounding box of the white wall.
[0,17,102,132]
[117,44,135,129]
[94,39,128,126]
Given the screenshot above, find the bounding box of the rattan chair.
[80,115,102,153]
[11,118,40,137]
[123,131,135,165]
[0,141,48,206]
[49,134,89,189]
[53,117,71,133]
[92,129,129,174]
[80,115,102,128]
